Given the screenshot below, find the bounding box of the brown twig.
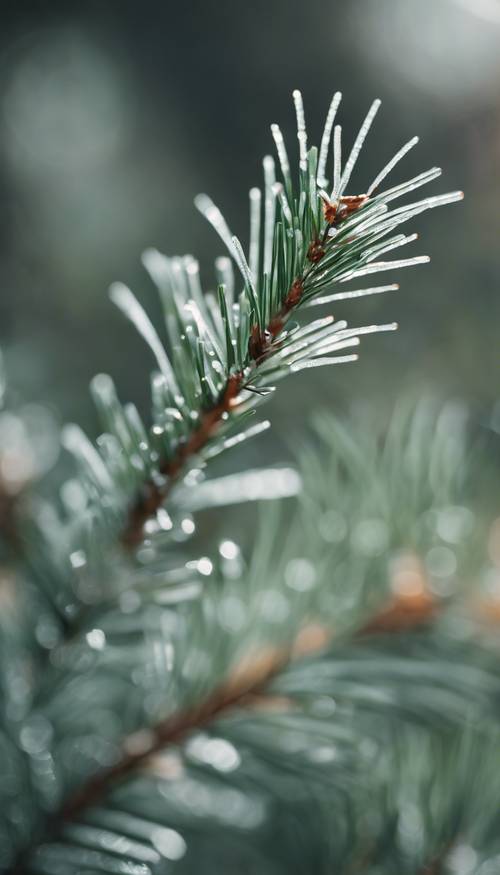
[61,644,287,820]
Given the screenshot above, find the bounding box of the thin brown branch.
[61,644,287,820]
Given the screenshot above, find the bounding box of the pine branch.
[9,585,440,874]
[61,90,462,559]
[67,586,437,804]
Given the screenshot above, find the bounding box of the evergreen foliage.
[2,91,498,875]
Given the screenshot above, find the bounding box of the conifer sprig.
[62,91,462,551]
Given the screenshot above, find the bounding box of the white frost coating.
[338,256,430,283]
[367,136,419,196]
[141,247,172,294]
[262,155,276,278]
[288,314,335,339]
[109,282,180,396]
[300,335,361,355]
[270,123,291,184]
[377,167,442,204]
[169,256,189,303]
[373,191,463,235]
[248,187,261,286]
[183,255,205,312]
[272,182,293,225]
[290,337,361,363]
[317,91,342,188]
[90,373,132,451]
[183,300,224,364]
[339,99,381,196]
[61,423,112,490]
[364,232,419,263]
[231,235,258,304]
[278,319,348,359]
[334,322,398,340]
[421,191,464,208]
[331,124,342,200]
[178,466,302,511]
[292,89,308,170]
[151,827,187,861]
[306,284,399,307]
[215,256,235,305]
[291,354,359,371]
[194,193,237,259]
[223,420,271,447]
[204,420,271,459]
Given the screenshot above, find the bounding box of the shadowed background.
[0,0,499,468]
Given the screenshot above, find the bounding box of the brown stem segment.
[122,373,244,547]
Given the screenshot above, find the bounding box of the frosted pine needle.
[271,123,291,193]
[317,91,342,188]
[215,256,235,305]
[339,98,381,196]
[109,282,179,396]
[292,89,308,171]
[263,155,277,278]
[332,124,342,199]
[367,135,420,196]
[339,256,430,283]
[249,188,262,285]
[194,194,237,259]
[306,284,399,307]
[291,354,359,371]
[272,182,293,225]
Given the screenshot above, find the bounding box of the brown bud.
[307,239,326,264]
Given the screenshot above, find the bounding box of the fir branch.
[9,586,440,874]
[61,90,462,553]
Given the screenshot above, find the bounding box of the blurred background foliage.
[0,0,499,470]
